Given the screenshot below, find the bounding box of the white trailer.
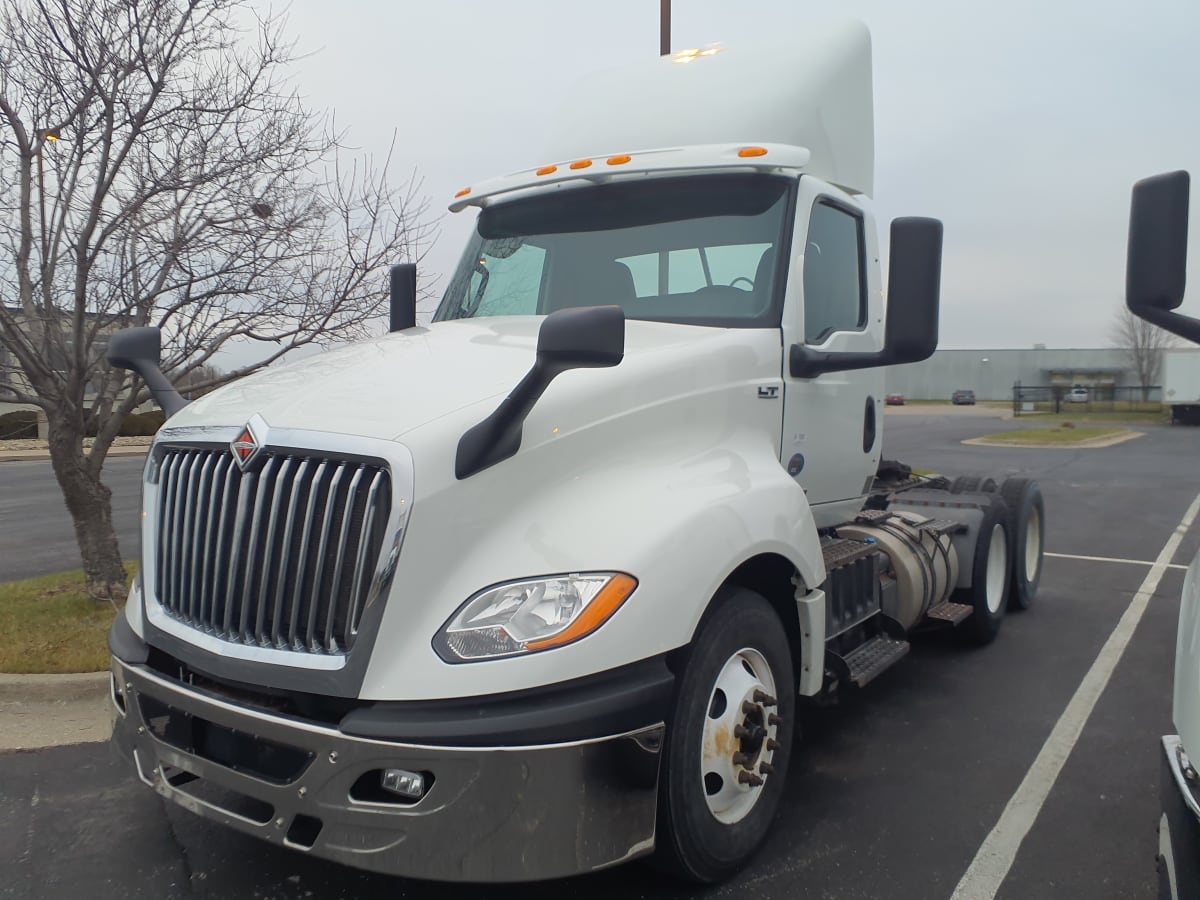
[1162,348,1200,424]
[105,21,1043,883]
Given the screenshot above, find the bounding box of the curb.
[0,671,112,751]
[0,447,149,463]
[961,430,1145,450]
[0,670,109,702]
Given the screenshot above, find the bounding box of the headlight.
[433,572,638,662]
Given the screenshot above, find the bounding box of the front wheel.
[655,588,796,883]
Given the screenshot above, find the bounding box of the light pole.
[35,127,60,266]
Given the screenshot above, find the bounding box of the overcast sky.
[265,0,1200,352]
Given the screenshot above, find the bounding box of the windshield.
[434,174,793,328]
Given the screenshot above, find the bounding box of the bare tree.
[1111,305,1176,401]
[0,0,436,601]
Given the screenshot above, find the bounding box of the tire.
[950,475,981,494]
[950,475,998,495]
[958,496,1010,645]
[1000,477,1044,611]
[655,588,796,883]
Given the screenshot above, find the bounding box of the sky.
[247,0,1200,355]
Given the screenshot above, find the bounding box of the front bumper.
[1160,735,1200,898]
[110,655,665,882]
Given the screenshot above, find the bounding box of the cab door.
[779,178,886,527]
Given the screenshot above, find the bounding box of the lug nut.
[742,700,757,715]
[753,689,777,707]
[738,771,765,787]
[767,738,782,751]
[759,762,776,775]
[768,713,782,727]
[734,725,751,739]
[732,751,753,767]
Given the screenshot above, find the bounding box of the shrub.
[0,411,37,440]
[119,411,165,437]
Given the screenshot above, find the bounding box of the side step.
[925,600,973,625]
[843,635,910,687]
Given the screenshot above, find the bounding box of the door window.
[803,201,866,344]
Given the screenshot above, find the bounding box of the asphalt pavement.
[0,456,144,581]
[1,407,1196,899]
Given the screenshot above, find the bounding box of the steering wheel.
[730,276,755,291]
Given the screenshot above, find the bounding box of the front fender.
[360,417,823,701]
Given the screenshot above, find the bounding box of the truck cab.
[104,20,1040,884]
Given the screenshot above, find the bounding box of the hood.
[166,317,734,441]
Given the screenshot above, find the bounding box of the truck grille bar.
[154,446,391,654]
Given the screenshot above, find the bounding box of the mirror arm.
[135,363,190,418]
[1129,304,1200,345]
[106,326,189,418]
[455,361,559,479]
[789,345,887,379]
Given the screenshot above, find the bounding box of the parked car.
[952,389,976,405]
[1066,386,1089,403]
[886,393,904,406]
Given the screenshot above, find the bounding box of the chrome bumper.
[110,658,663,882]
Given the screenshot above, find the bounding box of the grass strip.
[979,427,1128,445]
[0,564,134,674]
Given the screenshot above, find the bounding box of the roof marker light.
[738,147,768,158]
[536,165,558,176]
[454,187,471,198]
[569,159,592,170]
[607,155,631,166]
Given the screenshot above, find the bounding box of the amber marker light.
[454,187,471,198]
[607,155,632,166]
[569,159,593,170]
[525,574,638,651]
[536,165,558,176]
[738,147,768,158]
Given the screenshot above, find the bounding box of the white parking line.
[1045,551,1189,572]
[950,490,1200,900]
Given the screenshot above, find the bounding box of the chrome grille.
[154,446,391,654]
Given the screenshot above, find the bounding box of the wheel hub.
[701,649,782,823]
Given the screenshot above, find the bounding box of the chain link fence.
[1012,384,1162,416]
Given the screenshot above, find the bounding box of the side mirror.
[882,216,942,365]
[790,216,942,377]
[389,263,417,332]
[1126,171,1197,341]
[106,327,188,417]
[456,306,625,478]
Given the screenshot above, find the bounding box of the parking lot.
[1,406,1195,900]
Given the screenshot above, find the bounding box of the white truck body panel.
[154,318,827,700]
[541,21,874,197]
[1174,555,1200,760]
[783,177,885,523]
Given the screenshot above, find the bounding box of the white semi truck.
[1123,171,1200,899]
[105,21,1044,883]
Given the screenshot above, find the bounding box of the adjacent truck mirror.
[389,263,417,333]
[456,305,626,479]
[790,216,942,378]
[106,326,189,418]
[1126,171,1197,342]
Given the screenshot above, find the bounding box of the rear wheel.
[656,588,795,883]
[959,496,1010,645]
[1000,477,1045,610]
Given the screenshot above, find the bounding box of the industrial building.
[883,348,1149,402]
